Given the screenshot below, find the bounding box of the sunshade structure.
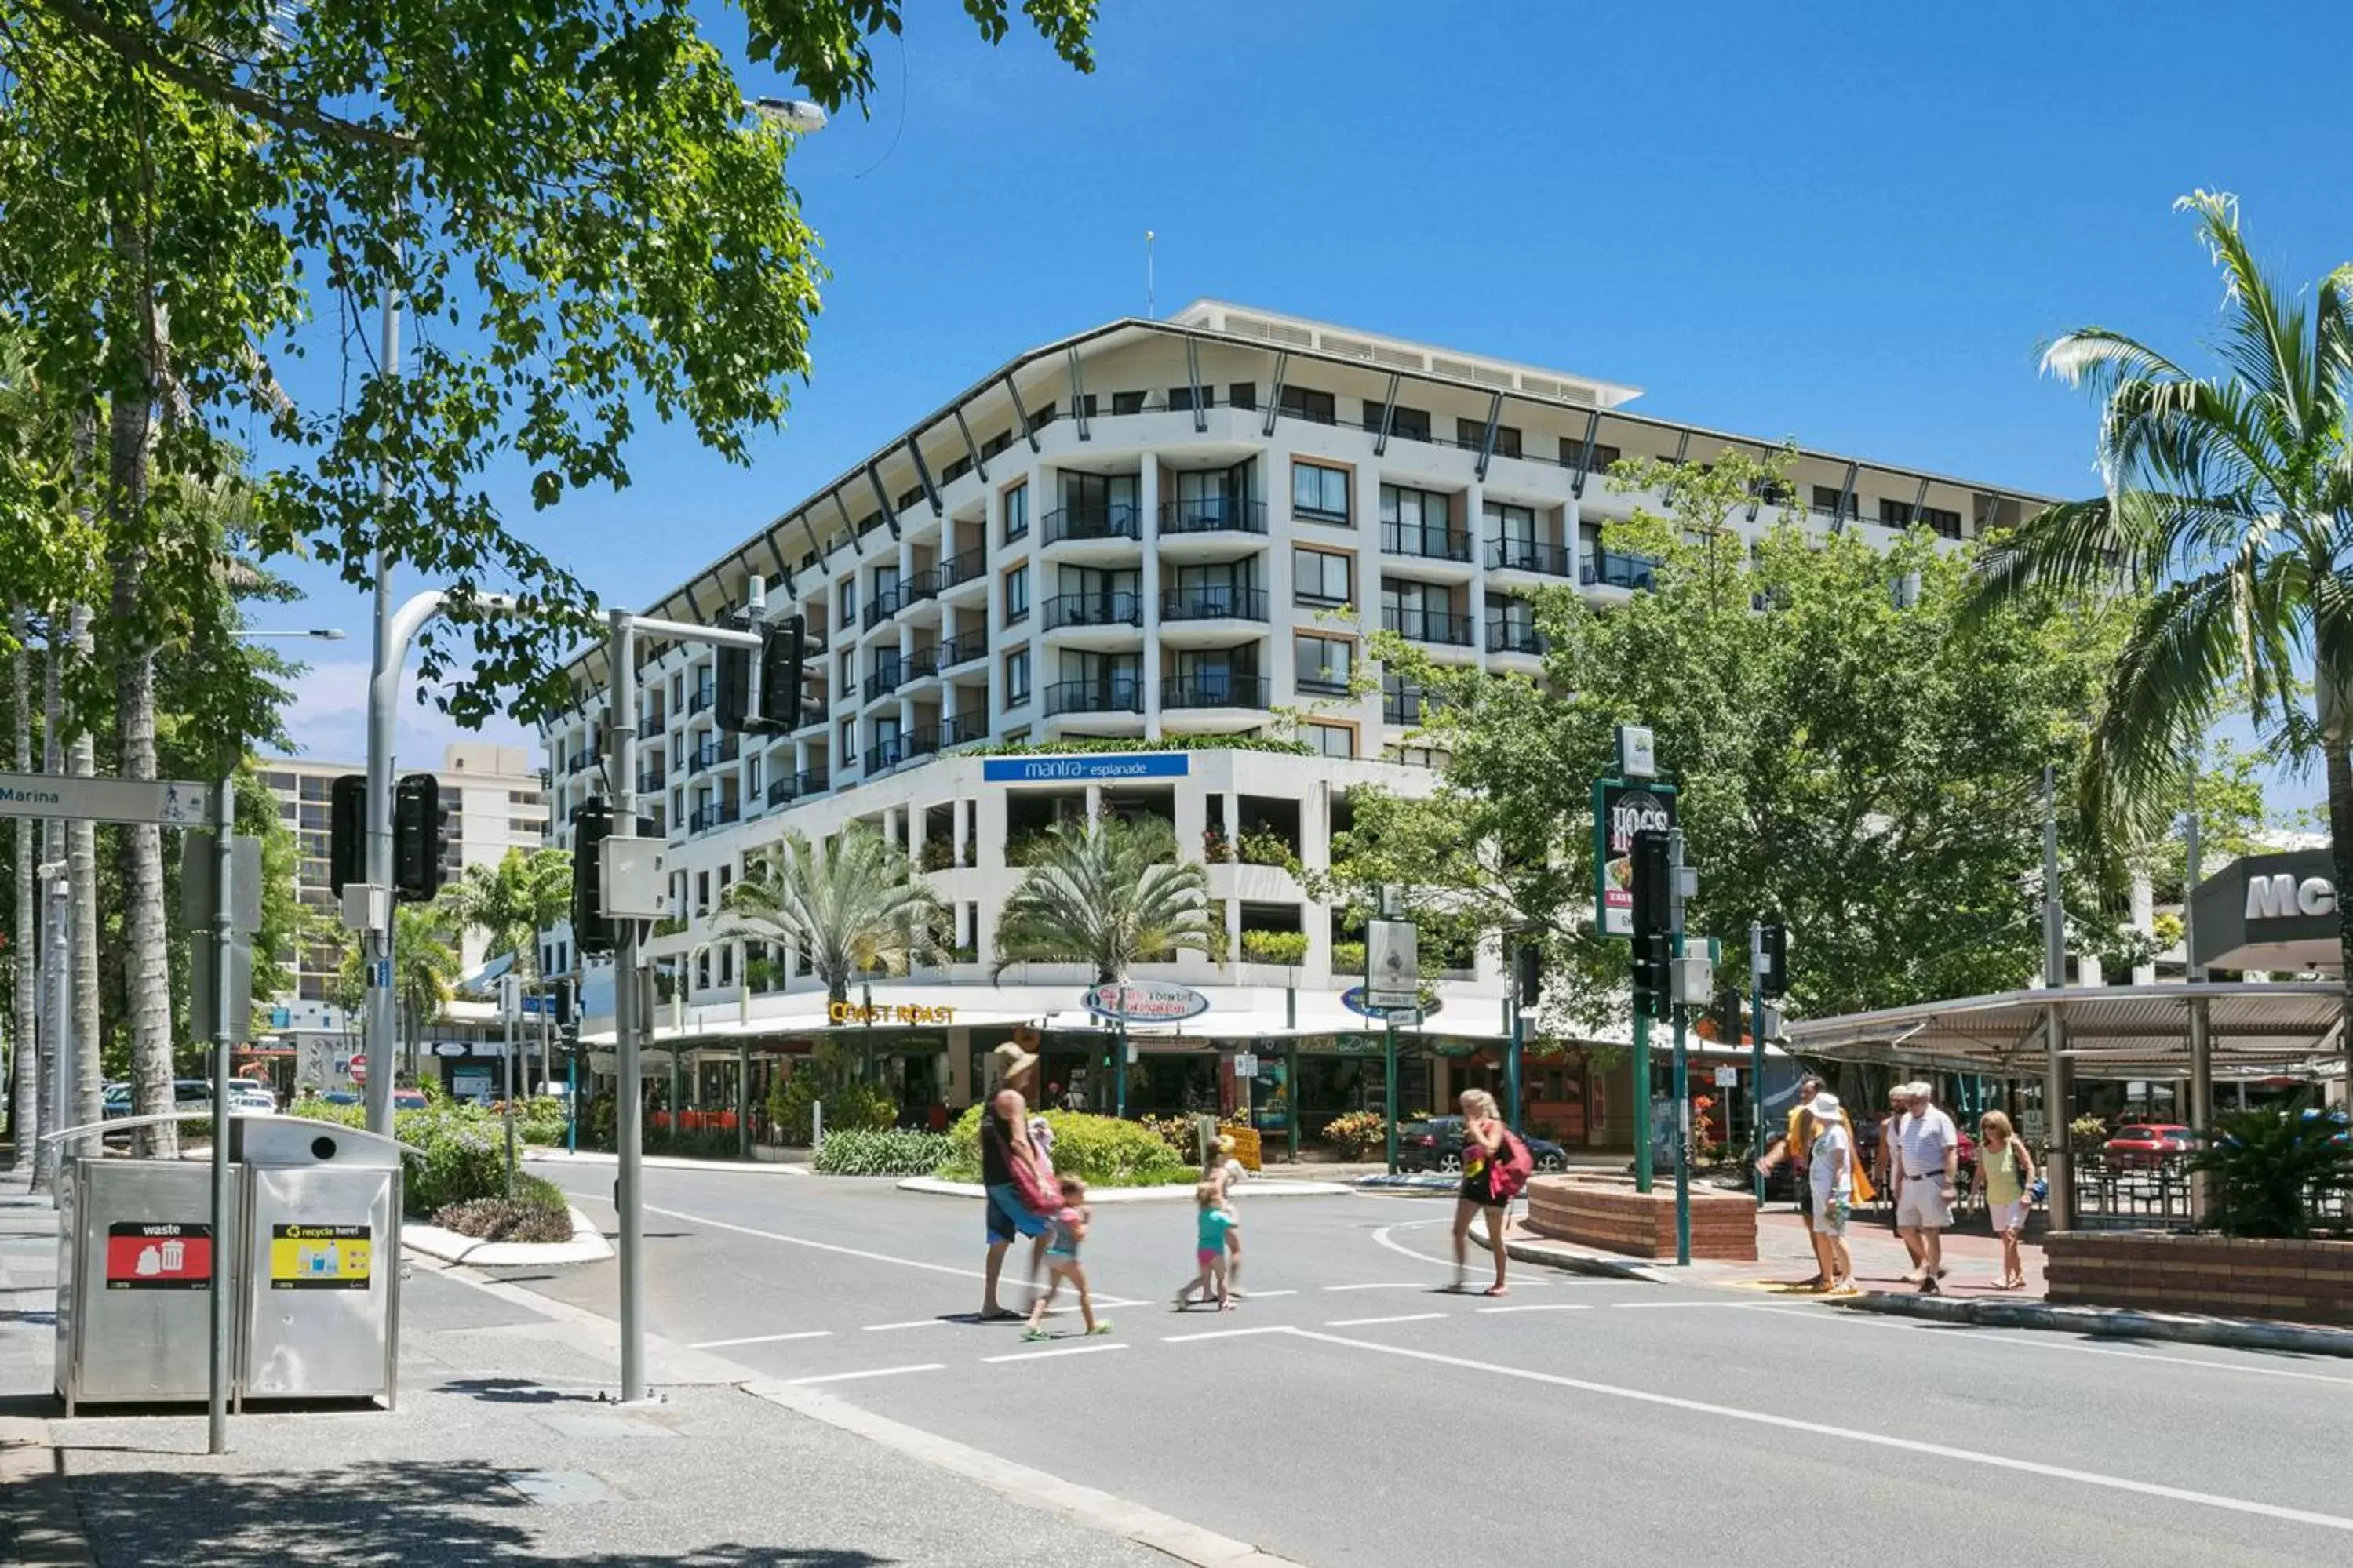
[1785,981,2343,1229]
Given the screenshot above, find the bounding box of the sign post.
[1594,774,1675,1192]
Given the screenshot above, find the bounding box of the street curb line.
[524,1149,809,1175]
[400,1204,614,1267]
[0,1416,97,1568]
[1833,1290,2353,1358]
[740,1378,1308,1567]
[896,1177,1354,1202]
[1470,1226,1681,1286]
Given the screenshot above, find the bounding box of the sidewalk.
[0,1167,1289,1568]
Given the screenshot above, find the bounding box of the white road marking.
[1368,1218,1456,1270]
[1238,1288,1299,1298]
[688,1330,834,1348]
[1324,1281,1446,1293]
[982,1342,1130,1364]
[1328,1312,1448,1328]
[785,1363,945,1386]
[1612,1301,1766,1309]
[864,1319,952,1333]
[1285,1327,2353,1533]
[1162,1326,1295,1344]
[1477,1304,1594,1315]
[647,1205,1020,1285]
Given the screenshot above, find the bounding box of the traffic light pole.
[1670,930,1691,1267]
[1632,1008,1652,1195]
[1749,920,1767,1206]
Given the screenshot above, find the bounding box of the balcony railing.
[1582,549,1659,591]
[688,800,742,834]
[1382,522,1473,563]
[938,710,989,748]
[904,569,941,606]
[566,751,602,776]
[1043,591,1142,631]
[1163,675,1269,710]
[636,712,665,738]
[865,730,940,774]
[687,683,714,715]
[1486,620,1546,655]
[1486,538,1574,577]
[1381,606,1473,646]
[766,775,796,807]
[636,767,666,795]
[1043,502,1142,546]
[938,547,985,589]
[1044,678,1142,717]
[869,659,904,697]
[862,585,903,631]
[905,644,942,681]
[939,628,988,669]
[1383,687,1433,725]
[1159,497,1268,536]
[688,734,741,774]
[1160,585,1267,623]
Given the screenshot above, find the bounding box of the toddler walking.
[1024,1175,1111,1341]
[1176,1180,1240,1310]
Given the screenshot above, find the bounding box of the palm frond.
[990,815,1213,983]
[719,824,945,1002]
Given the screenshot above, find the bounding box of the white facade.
[538,302,2040,1060]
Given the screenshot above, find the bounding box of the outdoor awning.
[1784,981,2344,1081]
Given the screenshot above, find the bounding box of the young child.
[1176,1180,1240,1310]
[1023,1174,1110,1341]
[1206,1134,1246,1297]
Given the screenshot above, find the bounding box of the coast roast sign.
[2188,848,2343,975]
[1083,980,1211,1024]
[1590,778,1677,939]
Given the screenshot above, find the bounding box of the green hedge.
[290,1096,512,1217]
[814,1128,958,1177]
[935,1106,1192,1188]
[433,1174,574,1243]
[980,734,1309,758]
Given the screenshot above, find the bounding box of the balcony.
[862,584,903,631]
[905,644,942,681]
[687,682,714,716]
[1159,497,1267,537]
[903,568,942,607]
[938,547,985,590]
[1486,620,1546,655]
[869,658,904,698]
[763,766,831,806]
[1045,679,1142,717]
[1164,675,1269,711]
[1043,591,1142,631]
[766,775,796,807]
[687,799,742,834]
[1159,586,1268,623]
[937,709,989,749]
[1381,606,1473,647]
[865,730,940,774]
[1044,503,1142,546]
[1382,522,1473,563]
[938,628,988,669]
[636,766,666,795]
[1582,549,1659,591]
[566,751,602,776]
[687,734,741,774]
[1383,687,1433,725]
[1487,538,1574,577]
[636,712,665,738]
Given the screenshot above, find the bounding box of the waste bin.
[234,1115,404,1409]
[55,1154,240,1416]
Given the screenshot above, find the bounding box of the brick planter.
[2044,1231,2353,1325]
[1524,1174,1757,1262]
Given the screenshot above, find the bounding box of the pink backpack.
[1490,1131,1535,1200]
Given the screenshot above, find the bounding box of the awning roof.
[1784,982,2344,1080]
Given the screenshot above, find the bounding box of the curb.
[1834,1290,2353,1358]
[524,1148,808,1175]
[399,1204,614,1267]
[1469,1226,1680,1286]
[895,1177,1354,1202]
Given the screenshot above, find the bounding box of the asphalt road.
[513,1161,2353,1567]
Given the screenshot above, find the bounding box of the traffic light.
[328,774,366,897]
[758,614,807,731]
[1757,921,1789,999]
[713,612,753,732]
[1629,829,1672,939]
[1514,940,1542,1009]
[571,799,614,954]
[391,773,445,903]
[1714,989,1743,1047]
[1630,932,1671,1020]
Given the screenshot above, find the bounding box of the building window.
[1303,722,1355,759]
[1293,547,1353,607]
[1366,401,1430,441]
[1227,381,1256,410]
[982,428,1013,460]
[1004,648,1032,708]
[1003,480,1029,543]
[897,485,923,511]
[1167,384,1216,413]
[1879,498,1914,527]
[1454,418,1522,458]
[1921,505,1962,540]
[1112,390,1146,416]
[838,581,855,623]
[1004,564,1029,624]
[1812,484,1854,520]
[1278,385,1336,425]
[1294,634,1353,694]
[1291,460,1350,524]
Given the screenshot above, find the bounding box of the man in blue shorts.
[980,1086,1048,1320]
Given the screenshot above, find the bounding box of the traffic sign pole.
[1384,1017,1399,1176]
[1632,1008,1652,1195]
[1670,928,1691,1268]
[1750,921,1768,1206]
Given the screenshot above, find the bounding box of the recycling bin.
[234,1115,404,1409]
[54,1155,241,1415]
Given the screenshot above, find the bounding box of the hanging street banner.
[1592,777,1677,940]
[0,773,214,826]
[1082,979,1211,1024]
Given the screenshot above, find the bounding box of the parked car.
[393,1088,428,1111]
[317,1090,362,1107]
[1396,1115,1568,1174]
[2103,1123,2197,1170]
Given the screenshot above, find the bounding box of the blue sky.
[257,0,2351,809]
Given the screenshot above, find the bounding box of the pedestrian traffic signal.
[328,774,366,897]
[1514,940,1542,1008]
[391,773,445,903]
[1757,921,1789,999]
[1630,932,1671,1020]
[1629,829,1672,940]
[1714,989,1743,1046]
[757,614,807,731]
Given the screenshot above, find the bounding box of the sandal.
[978,1307,1022,1322]
[1484,1283,1510,1297]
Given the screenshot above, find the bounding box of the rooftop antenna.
[1146,229,1156,318]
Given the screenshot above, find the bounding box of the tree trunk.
[9,606,37,1171]
[2326,740,2353,1101]
[32,627,63,1188]
[66,604,101,1139]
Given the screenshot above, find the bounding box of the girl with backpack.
[1451,1090,1530,1297]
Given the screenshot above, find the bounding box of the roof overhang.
[2189,849,2341,975]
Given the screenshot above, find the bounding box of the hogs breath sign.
[1593,780,1677,939]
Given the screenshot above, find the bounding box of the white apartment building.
[538,303,2041,1145]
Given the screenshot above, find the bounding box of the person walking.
[1023,1174,1112,1341]
[1972,1110,2036,1290]
[1758,1075,1872,1286]
[979,1088,1052,1322]
[1804,1091,1856,1293]
[1450,1090,1512,1297]
[1204,1133,1246,1297]
[1874,1087,1907,1238]
[1894,1082,1960,1293]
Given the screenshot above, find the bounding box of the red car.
[2103,1123,2196,1170]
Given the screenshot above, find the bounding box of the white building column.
[1140,457,1163,738]
[952,792,970,870]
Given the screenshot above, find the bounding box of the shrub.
[770,1045,898,1144]
[1331,940,1366,973]
[1240,930,1307,966]
[1201,827,1233,863]
[1138,1114,1198,1163]
[814,1128,957,1177]
[497,1097,570,1148]
[2189,1102,2353,1238]
[1322,1109,1393,1159]
[293,1095,513,1216]
[936,1106,1191,1188]
[433,1175,575,1243]
[918,840,954,872]
[1237,826,1295,868]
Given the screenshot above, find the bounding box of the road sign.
[1082,980,1210,1024]
[372,959,392,988]
[180,832,264,933]
[1233,1052,1258,1079]
[1714,1065,1739,1089]
[1365,919,1419,1008]
[1342,987,1439,1024]
[0,772,213,826]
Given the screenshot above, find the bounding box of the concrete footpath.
[0,1168,1295,1568]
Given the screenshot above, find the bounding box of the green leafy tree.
[341,904,460,1078]
[991,815,1215,983]
[1325,446,2130,1031]
[1965,192,2353,1068]
[719,824,944,1006]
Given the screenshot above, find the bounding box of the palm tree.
[440,846,574,1091]
[717,824,946,1006]
[990,814,1215,983]
[1966,191,2353,1085]
[392,904,460,1079]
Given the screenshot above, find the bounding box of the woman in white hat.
[1804,1090,1856,1293]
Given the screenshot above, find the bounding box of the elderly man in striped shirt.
[1892,1082,1960,1293]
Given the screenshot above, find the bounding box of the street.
[503,1162,2353,1566]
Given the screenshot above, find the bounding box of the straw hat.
[992,1040,1039,1084]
